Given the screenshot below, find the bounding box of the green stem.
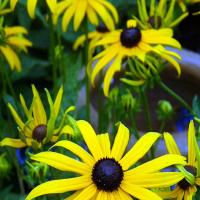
[49,12,57,93]
[130,111,140,139]
[159,120,166,133]
[157,80,194,115]
[83,20,90,122]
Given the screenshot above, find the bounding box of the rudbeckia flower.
[135,0,188,29]
[26,121,186,200]
[158,121,200,199]
[0,85,74,149]
[57,0,118,32]
[91,20,182,96]
[10,0,57,19]
[0,25,32,71]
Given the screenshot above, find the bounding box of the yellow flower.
[135,0,188,29]
[0,85,74,149]
[158,121,200,199]
[57,0,118,32]
[0,25,32,71]
[26,121,186,200]
[10,0,57,19]
[91,20,182,96]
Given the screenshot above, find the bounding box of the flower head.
[91,20,182,96]
[57,0,118,32]
[26,121,186,200]
[135,0,188,29]
[10,0,58,19]
[0,25,32,71]
[0,85,74,149]
[158,121,200,199]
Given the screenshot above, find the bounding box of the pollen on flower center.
[92,158,123,191]
[120,28,142,48]
[178,165,197,190]
[96,23,109,33]
[32,124,47,142]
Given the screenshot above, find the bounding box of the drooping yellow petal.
[46,0,57,13]
[7,37,32,48]
[74,184,97,200]
[8,103,24,129]
[27,0,37,18]
[73,0,87,31]
[25,175,91,200]
[103,54,123,96]
[164,132,181,155]
[121,182,162,200]
[76,120,103,160]
[124,172,184,188]
[51,140,95,166]
[97,133,111,157]
[0,46,15,70]
[188,121,196,166]
[4,26,28,36]
[10,0,18,10]
[127,154,186,174]
[31,151,90,174]
[0,138,26,148]
[86,5,98,26]
[31,85,47,125]
[119,132,160,170]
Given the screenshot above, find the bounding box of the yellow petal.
[86,5,98,26]
[0,138,26,148]
[121,182,162,200]
[119,132,160,170]
[111,123,129,161]
[7,37,32,48]
[76,120,103,160]
[51,140,95,166]
[10,0,18,10]
[8,103,24,129]
[0,46,15,70]
[97,133,111,157]
[73,0,87,31]
[31,85,47,125]
[31,151,90,174]
[27,0,37,18]
[124,172,184,188]
[117,188,133,200]
[25,175,91,200]
[73,184,97,200]
[164,132,181,155]
[157,187,180,199]
[188,121,196,166]
[53,86,63,118]
[46,0,57,13]
[127,154,186,174]
[59,125,74,135]
[96,190,108,200]
[103,54,123,96]
[5,26,28,36]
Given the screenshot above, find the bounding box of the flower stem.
[157,80,194,115]
[83,20,90,122]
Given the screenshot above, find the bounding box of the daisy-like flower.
[0,85,74,149]
[158,121,200,199]
[0,25,32,71]
[91,20,182,96]
[10,0,57,19]
[26,120,186,200]
[56,0,118,32]
[135,0,188,29]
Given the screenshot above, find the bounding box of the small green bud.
[157,100,173,120]
[121,91,136,111]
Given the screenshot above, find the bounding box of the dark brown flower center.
[178,165,197,190]
[32,124,47,142]
[92,158,123,191]
[120,28,142,48]
[96,23,109,33]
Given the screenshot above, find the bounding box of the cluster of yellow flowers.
[0,0,200,199]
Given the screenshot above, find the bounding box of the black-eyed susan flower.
[57,0,118,32]
[25,121,187,200]
[0,25,32,71]
[0,85,74,149]
[10,0,57,19]
[158,121,200,199]
[135,0,188,29]
[91,20,182,96]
